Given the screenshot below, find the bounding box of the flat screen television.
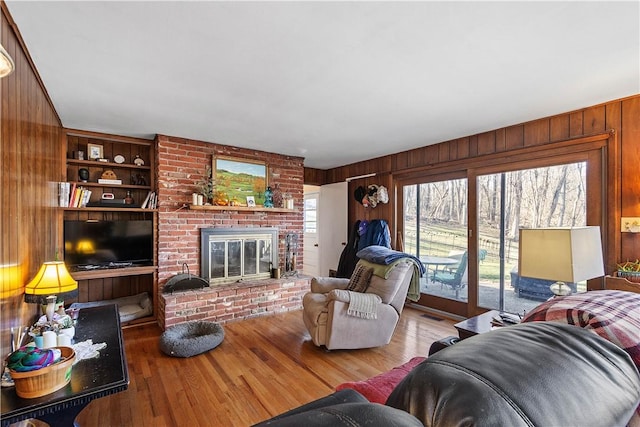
[64,220,154,270]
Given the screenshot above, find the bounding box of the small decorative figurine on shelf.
[263,186,274,208]
[101,170,118,180]
[133,155,145,166]
[214,191,229,206]
[124,191,134,205]
[131,173,147,186]
[78,168,89,182]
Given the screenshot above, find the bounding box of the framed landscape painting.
[213,157,267,205]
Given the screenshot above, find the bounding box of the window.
[304,197,317,233]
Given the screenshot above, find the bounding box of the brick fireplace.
[155,135,309,329]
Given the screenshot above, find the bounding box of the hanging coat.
[357,219,391,252]
[336,220,361,278]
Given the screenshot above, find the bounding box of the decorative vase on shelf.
[60,326,75,338]
[271,184,283,208]
[264,186,274,208]
[33,335,44,349]
[57,333,72,347]
[283,193,294,209]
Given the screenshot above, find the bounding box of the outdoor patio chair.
[433,251,468,298]
[443,250,465,274]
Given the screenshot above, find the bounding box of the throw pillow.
[347,264,374,293]
[335,357,426,404]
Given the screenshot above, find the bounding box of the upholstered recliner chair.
[303,259,415,350]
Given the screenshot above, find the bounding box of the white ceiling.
[6,1,639,169]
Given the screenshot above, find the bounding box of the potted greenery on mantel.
[195,166,215,204]
[617,259,640,283]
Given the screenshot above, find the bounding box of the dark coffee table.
[1,304,129,427]
[454,310,502,340]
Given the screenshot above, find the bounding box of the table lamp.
[24,261,78,320]
[0,263,23,299]
[518,226,604,296]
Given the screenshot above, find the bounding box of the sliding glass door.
[476,162,587,316]
[404,177,469,303]
[399,145,603,318]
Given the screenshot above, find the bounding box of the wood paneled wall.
[1,3,64,354]
[620,96,640,262]
[316,96,640,270]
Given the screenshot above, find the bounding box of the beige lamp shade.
[24,261,78,304]
[0,43,15,78]
[518,227,604,284]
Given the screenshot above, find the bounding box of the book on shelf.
[79,189,92,207]
[59,182,92,208]
[140,191,153,209]
[71,186,85,207]
[98,179,122,185]
[68,183,77,207]
[60,180,154,209]
[147,191,157,209]
[73,188,81,207]
[58,182,70,207]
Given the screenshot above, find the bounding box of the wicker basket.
[9,346,75,398]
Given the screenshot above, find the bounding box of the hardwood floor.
[18,307,457,427]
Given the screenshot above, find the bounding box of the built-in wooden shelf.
[66,181,152,190]
[67,159,152,170]
[188,205,296,213]
[62,207,157,212]
[71,266,157,280]
[64,129,159,327]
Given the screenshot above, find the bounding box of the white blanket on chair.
[347,292,382,319]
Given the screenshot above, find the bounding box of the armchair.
[432,251,468,298]
[303,260,414,350]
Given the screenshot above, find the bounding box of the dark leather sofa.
[253,322,640,427]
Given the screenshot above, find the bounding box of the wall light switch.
[621,217,640,233]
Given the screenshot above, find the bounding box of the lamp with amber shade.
[0,263,23,299]
[24,261,78,321]
[518,226,604,297]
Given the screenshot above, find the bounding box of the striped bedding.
[522,290,640,367]
[522,290,640,426]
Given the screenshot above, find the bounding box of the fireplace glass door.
[206,234,274,283]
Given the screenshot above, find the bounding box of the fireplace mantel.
[189,205,295,213]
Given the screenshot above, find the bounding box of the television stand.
[70,265,157,281]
